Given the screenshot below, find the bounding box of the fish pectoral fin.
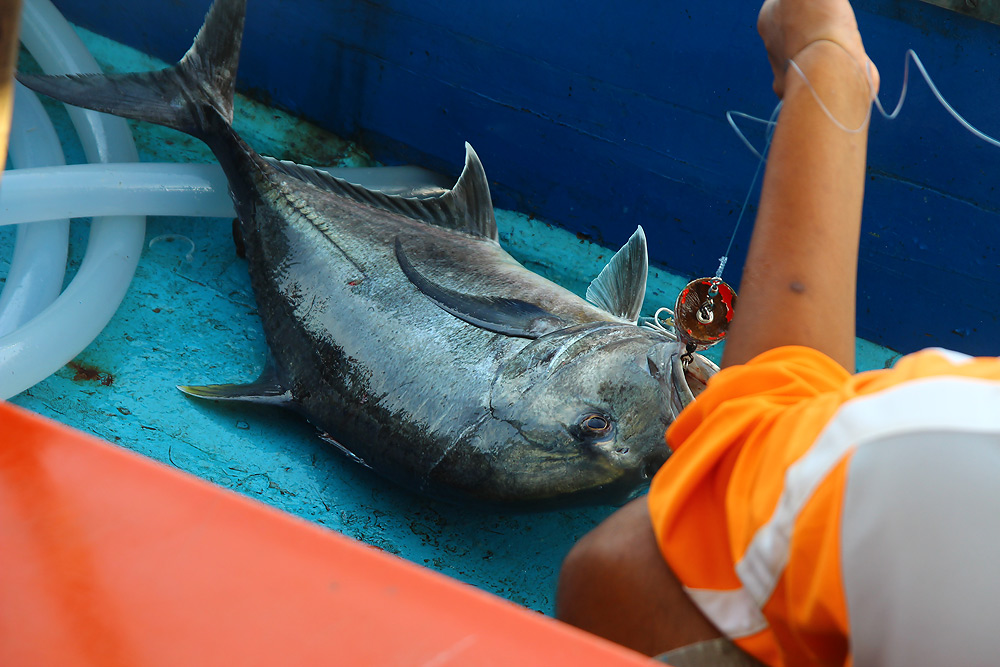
[178,360,292,405]
[586,226,648,323]
[394,237,567,339]
[317,431,372,469]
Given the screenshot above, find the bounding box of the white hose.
[0,0,143,399]
[0,0,447,398]
[0,162,451,225]
[0,83,69,336]
[0,163,234,223]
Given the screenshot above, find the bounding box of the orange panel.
[0,401,653,666]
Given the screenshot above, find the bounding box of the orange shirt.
[648,345,1000,666]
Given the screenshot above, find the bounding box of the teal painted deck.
[5,28,899,614]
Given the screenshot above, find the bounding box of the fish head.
[462,322,715,505]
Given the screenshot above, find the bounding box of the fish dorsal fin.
[264,143,498,241]
[585,226,648,322]
[395,238,566,339]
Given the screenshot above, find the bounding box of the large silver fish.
[19,0,716,505]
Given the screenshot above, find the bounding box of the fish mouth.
[646,340,718,421]
[611,446,673,506]
[597,442,670,503]
[585,427,670,479]
[640,446,671,480]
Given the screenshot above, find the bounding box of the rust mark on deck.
[67,361,114,387]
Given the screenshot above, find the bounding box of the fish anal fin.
[178,359,292,405]
[586,226,648,322]
[177,382,292,404]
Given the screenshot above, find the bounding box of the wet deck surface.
[4,28,899,614]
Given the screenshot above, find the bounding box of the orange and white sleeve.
[649,345,1000,667]
[648,345,851,665]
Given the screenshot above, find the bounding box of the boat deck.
[4,27,898,615]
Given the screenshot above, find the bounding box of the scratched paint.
[5,28,899,614]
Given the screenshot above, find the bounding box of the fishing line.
[874,49,1000,149]
[727,47,1000,244]
[657,102,777,354]
[731,47,1000,206]
[666,47,1000,355]
[725,108,780,162]
[720,102,780,275]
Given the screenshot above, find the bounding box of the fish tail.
[18,0,244,140]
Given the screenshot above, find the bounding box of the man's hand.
[758,0,878,98]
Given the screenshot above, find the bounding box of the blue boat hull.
[53,0,1000,356]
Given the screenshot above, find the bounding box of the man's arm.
[556,497,723,656]
[556,0,879,657]
[721,3,878,372]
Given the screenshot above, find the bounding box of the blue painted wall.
[53,0,1000,355]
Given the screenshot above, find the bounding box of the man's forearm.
[721,40,873,372]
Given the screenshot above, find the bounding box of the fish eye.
[580,414,612,433]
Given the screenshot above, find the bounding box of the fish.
[19,0,717,505]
